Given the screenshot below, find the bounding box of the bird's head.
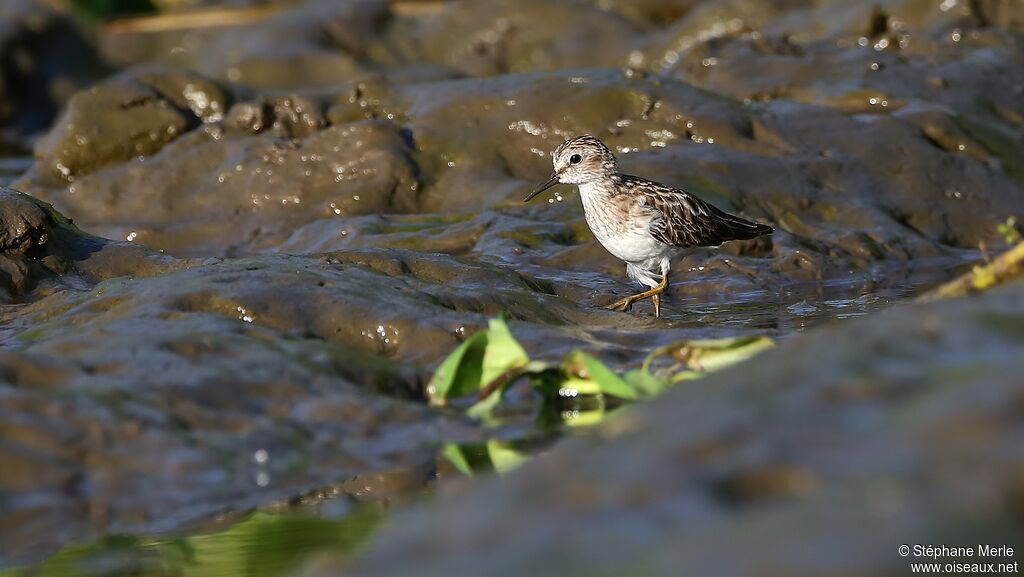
[525,135,617,201]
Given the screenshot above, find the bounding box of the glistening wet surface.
[668,257,981,333]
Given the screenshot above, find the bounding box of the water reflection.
[2,505,385,577]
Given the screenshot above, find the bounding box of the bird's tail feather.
[713,206,773,240]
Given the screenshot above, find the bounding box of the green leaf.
[577,352,639,400]
[480,316,529,385]
[998,216,1021,245]
[427,330,487,404]
[557,376,603,398]
[426,317,530,407]
[669,370,703,383]
[431,318,772,420]
[442,444,475,477]
[622,368,668,396]
[486,440,527,473]
[466,386,506,419]
[561,405,611,428]
[441,442,527,476]
[674,336,774,372]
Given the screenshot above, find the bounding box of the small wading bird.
[525,135,773,318]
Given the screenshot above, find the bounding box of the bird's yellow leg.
[606,276,669,317]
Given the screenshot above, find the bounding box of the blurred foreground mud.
[0,0,1022,570]
[325,259,1024,577]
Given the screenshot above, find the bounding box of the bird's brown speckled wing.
[619,175,772,248]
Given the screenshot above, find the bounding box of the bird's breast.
[579,186,669,264]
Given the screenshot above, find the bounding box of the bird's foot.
[605,279,669,317]
[606,296,635,312]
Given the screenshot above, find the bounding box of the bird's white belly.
[590,223,667,265]
[578,183,676,287]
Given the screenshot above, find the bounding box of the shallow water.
[592,256,977,341]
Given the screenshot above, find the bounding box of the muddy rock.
[0,0,107,140]
[21,59,1021,294]
[971,0,1024,30]
[325,279,1024,577]
[99,0,392,91]
[0,187,46,254]
[391,0,643,76]
[670,29,1024,138]
[0,186,180,301]
[25,117,422,256]
[592,0,703,28]
[225,94,325,139]
[32,68,227,182]
[394,69,757,211]
[2,243,681,367]
[134,67,229,122]
[0,322,466,567]
[383,67,1021,286]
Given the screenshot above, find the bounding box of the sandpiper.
[525,135,773,318]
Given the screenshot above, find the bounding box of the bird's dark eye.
[569,154,582,164]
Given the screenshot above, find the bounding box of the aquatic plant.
[427,316,773,420]
[923,240,1024,301]
[997,217,1021,246]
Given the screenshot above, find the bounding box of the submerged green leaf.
[442,444,475,477]
[441,441,527,476]
[466,385,507,420]
[486,440,527,473]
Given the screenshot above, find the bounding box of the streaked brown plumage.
[615,173,772,247]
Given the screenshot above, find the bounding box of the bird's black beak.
[524,173,559,202]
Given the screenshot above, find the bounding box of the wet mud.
[0,0,1022,572]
